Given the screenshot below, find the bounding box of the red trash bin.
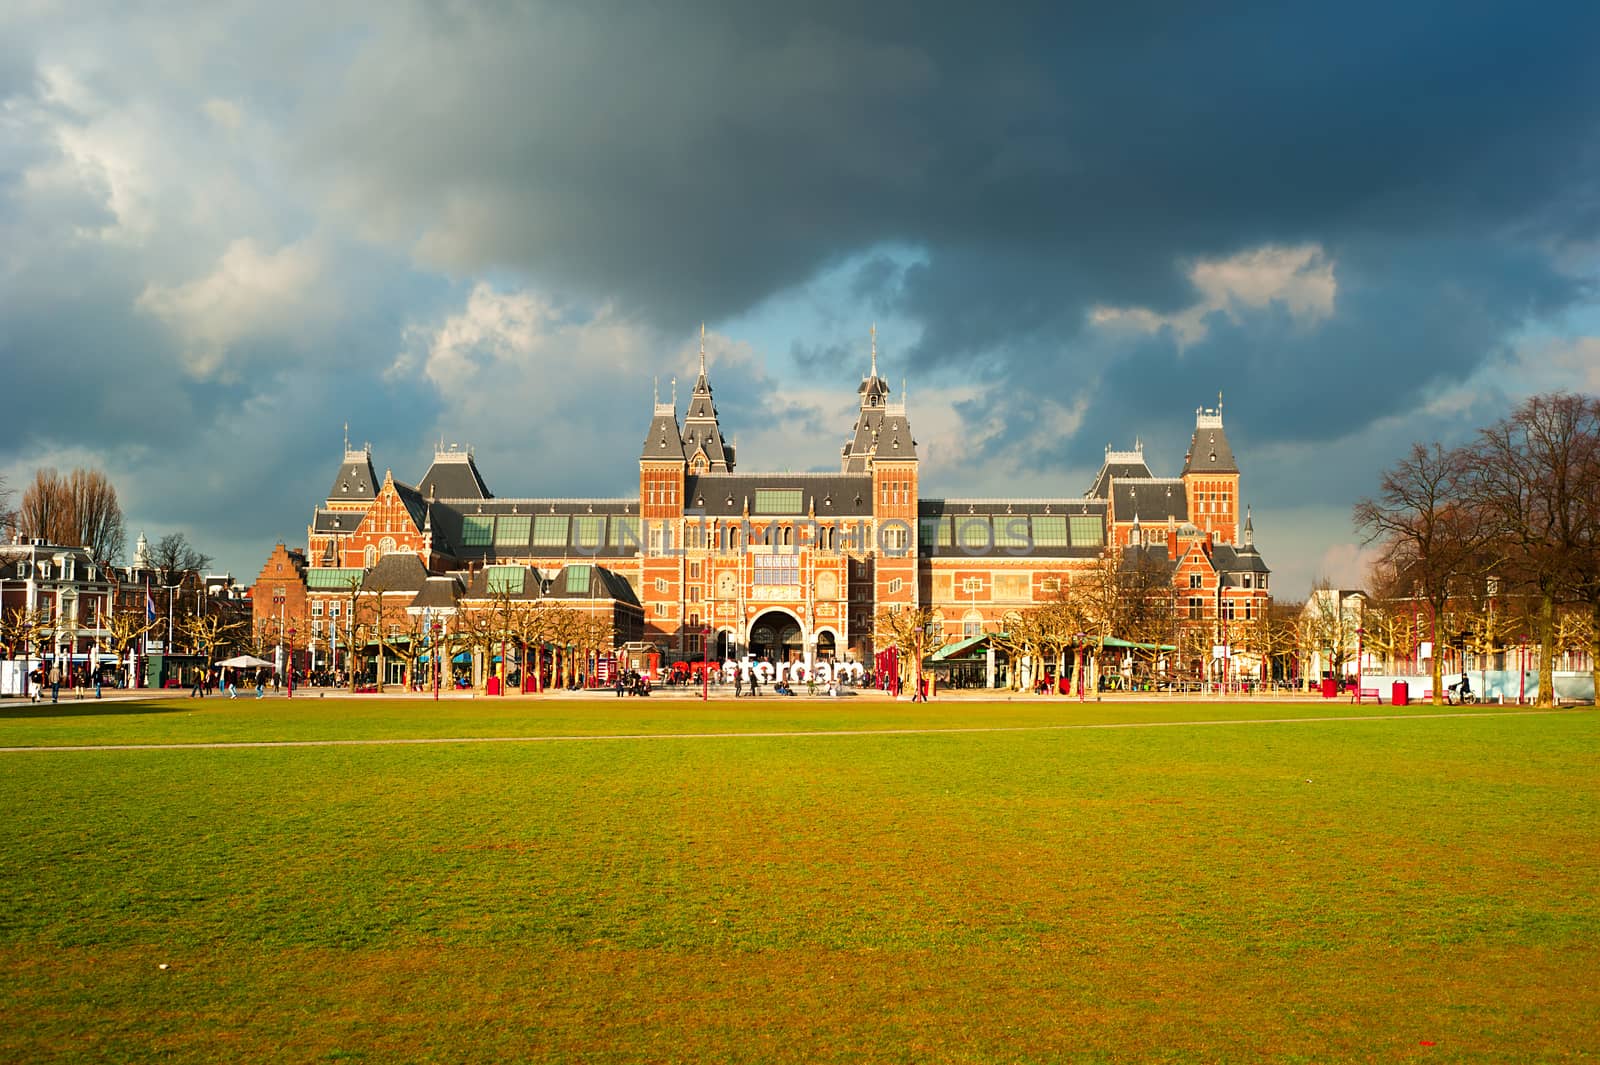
[486,676,501,696]
[1320,677,1337,699]
[1392,681,1409,706]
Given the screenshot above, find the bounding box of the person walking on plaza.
[48,663,61,703]
[190,671,204,698]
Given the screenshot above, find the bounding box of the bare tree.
[872,605,942,696]
[1355,441,1496,704]
[14,467,125,562]
[147,532,212,586]
[180,612,244,682]
[1469,393,1600,706]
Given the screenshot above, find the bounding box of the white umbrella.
[216,654,275,669]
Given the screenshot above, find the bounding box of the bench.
[1350,687,1381,704]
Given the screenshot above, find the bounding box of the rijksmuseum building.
[257,336,1271,671]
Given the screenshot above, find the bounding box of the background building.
[257,336,1272,681]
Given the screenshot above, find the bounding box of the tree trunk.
[1589,600,1600,709]
[1537,591,1556,708]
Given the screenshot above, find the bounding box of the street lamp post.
[1356,626,1364,702]
[702,623,711,701]
[287,628,295,698]
[1076,633,1086,702]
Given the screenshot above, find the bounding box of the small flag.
[146,592,157,623]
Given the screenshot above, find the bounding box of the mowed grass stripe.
[0,702,1573,753]
[0,694,1545,749]
[2,705,1595,1062]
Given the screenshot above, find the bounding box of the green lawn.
[2,699,1596,1062]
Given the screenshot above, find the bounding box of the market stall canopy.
[216,655,275,668]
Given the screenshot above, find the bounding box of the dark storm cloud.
[305,1,1600,443]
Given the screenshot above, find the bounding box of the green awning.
[930,633,991,661]
[1099,636,1176,651]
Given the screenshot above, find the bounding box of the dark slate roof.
[685,473,875,517]
[682,371,734,472]
[393,481,430,532]
[1215,543,1271,577]
[875,409,916,460]
[361,552,429,594]
[840,392,914,472]
[311,508,364,535]
[458,563,640,606]
[418,450,491,500]
[429,499,643,562]
[411,575,464,611]
[1087,452,1156,498]
[326,449,378,501]
[1182,414,1238,475]
[918,498,1109,559]
[642,403,685,462]
[1110,479,1188,524]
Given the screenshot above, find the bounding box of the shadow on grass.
[0,699,196,719]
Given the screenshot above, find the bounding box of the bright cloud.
[137,238,325,378]
[1091,243,1337,347]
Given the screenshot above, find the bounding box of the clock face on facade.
[815,571,838,599]
[717,571,738,597]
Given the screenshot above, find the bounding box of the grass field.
[2,697,1596,1063]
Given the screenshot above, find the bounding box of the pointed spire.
[870,322,878,378]
[671,376,677,407]
[699,322,707,377]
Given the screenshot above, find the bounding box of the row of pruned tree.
[298,579,619,693]
[1355,391,1600,706]
[872,552,1303,694]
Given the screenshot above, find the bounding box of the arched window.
[379,536,396,558]
[363,545,377,568]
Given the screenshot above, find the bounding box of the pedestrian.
[226,670,238,698]
[29,667,41,703]
[734,670,743,697]
[48,663,61,703]
[94,670,102,699]
[615,673,625,698]
[190,671,204,698]
[255,670,265,698]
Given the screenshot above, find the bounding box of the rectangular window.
[1222,599,1235,621]
[15,561,28,579]
[564,566,591,594]
[962,577,982,592]
[955,517,992,551]
[918,517,941,546]
[313,620,323,636]
[655,578,668,593]
[1188,597,1203,620]
[462,515,494,546]
[1032,516,1069,547]
[993,517,1030,548]
[331,603,341,617]
[312,601,324,616]
[486,566,524,594]
[753,553,799,586]
[754,488,804,514]
[1189,573,1203,589]
[689,561,701,578]
[993,574,1030,601]
[1260,574,1269,590]
[495,515,531,546]
[532,515,568,547]
[1069,515,1103,547]
[1041,578,1061,593]
[611,516,641,548]
[887,578,903,594]
[565,516,602,550]
[689,586,700,603]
